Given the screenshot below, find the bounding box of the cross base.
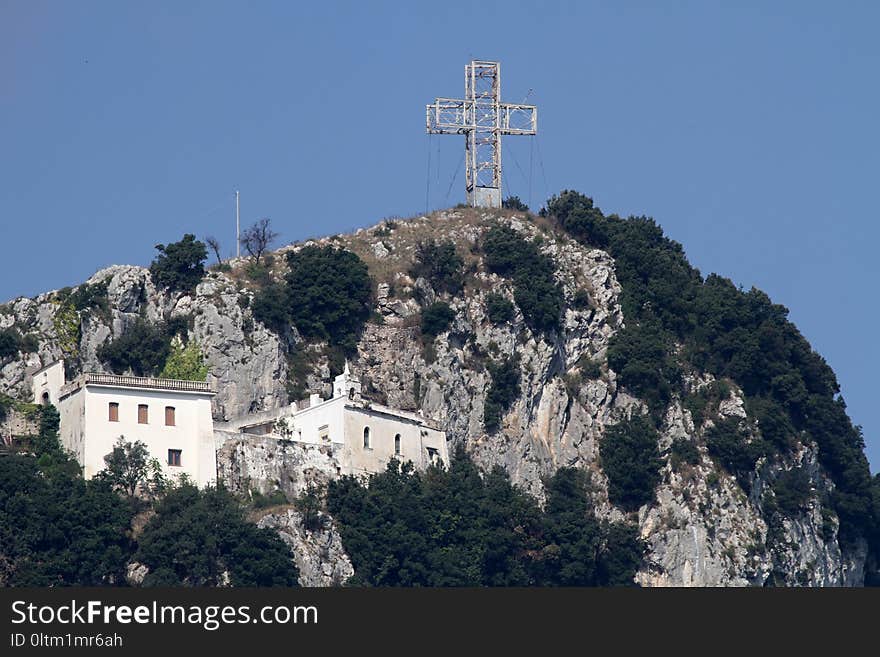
[469,186,502,209]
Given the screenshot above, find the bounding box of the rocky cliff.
[0,207,868,586]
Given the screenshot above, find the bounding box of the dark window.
[108,402,119,422]
[394,434,401,455]
[41,392,50,406]
[363,426,371,449]
[349,387,356,400]
[165,406,176,426]
[168,449,182,467]
[138,404,148,424]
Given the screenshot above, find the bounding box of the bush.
[484,356,520,433]
[286,246,372,354]
[251,282,289,335]
[421,302,455,337]
[669,438,701,471]
[98,318,173,377]
[600,415,662,512]
[149,234,208,293]
[485,293,515,324]
[68,280,110,317]
[410,239,464,295]
[0,328,25,360]
[483,226,563,334]
[159,338,208,381]
[502,196,529,212]
[705,418,770,490]
[572,288,593,310]
[136,484,299,587]
[772,468,812,517]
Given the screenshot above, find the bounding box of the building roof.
[59,372,215,399]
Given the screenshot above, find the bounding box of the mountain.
[1,190,877,586]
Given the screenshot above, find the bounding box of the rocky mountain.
[1,199,875,586]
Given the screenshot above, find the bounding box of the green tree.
[159,337,209,381]
[98,437,152,498]
[600,415,662,512]
[421,302,456,337]
[483,226,563,334]
[410,239,465,295]
[484,356,520,433]
[149,234,208,293]
[97,318,172,377]
[136,483,299,586]
[285,246,372,354]
[485,293,515,324]
[502,196,529,211]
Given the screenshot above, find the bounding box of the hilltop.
[1,191,878,586]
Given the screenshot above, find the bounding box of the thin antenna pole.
[235,190,240,259]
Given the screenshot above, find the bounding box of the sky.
[1,1,878,470]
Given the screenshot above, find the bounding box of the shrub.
[483,226,563,334]
[0,328,26,360]
[68,280,110,316]
[410,239,464,295]
[600,415,662,512]
[577,354,602,379]
[97,318,172,377]
[149,234,208,293]
[572,288,593,310]
[772,468,812,516]
[159,338,208,381]
[502,196,529,212]
[484,356,520,433]
[485,293,515,324]
[421,302,455,338]
[705,417,770,490]
[251,282,290,335]
[669,438,701,471]
[286,245,372,354]
[136,484,299,586]
[607,320,680,418]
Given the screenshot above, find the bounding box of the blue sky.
[2,1,878,470]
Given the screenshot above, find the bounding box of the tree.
[240,218,278,265]
[502,195,529,211]
[135,483,299,586]
[100,437,152,498]
[409,239,464,295]
[421,302,456,337]
[159,337,209,381]
[97,318,172,377]
[485,293,515,324]
[149,234,208,293]
[484,356,520,433]
[600,415,662,512]
[205,236,223,265]
[286,245,373,354]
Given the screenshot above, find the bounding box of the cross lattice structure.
[426,60,537,208]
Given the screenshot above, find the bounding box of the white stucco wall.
[32,361,65,406]
[342,406,448,475]
[79,385,216,487]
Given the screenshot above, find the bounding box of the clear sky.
[2,1,878,470]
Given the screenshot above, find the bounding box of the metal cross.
[426,60,537,208]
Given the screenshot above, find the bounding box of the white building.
[217,364,448,476]
[31,361,217,487]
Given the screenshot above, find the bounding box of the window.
[363,426,371,449]
[165,406,176,426]
[41,392,49,406]
[348,387,355,400]
[394,434,401,455]
[426,447,439,465]
[108,402,119,422]
[138,404,149,424]
[319,424,329,443]
[168,449,182,467]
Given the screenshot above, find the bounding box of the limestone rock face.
[1,210,868,586]
[1,265,288,421]
[215,433,341,501]
[257,509,354,586]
